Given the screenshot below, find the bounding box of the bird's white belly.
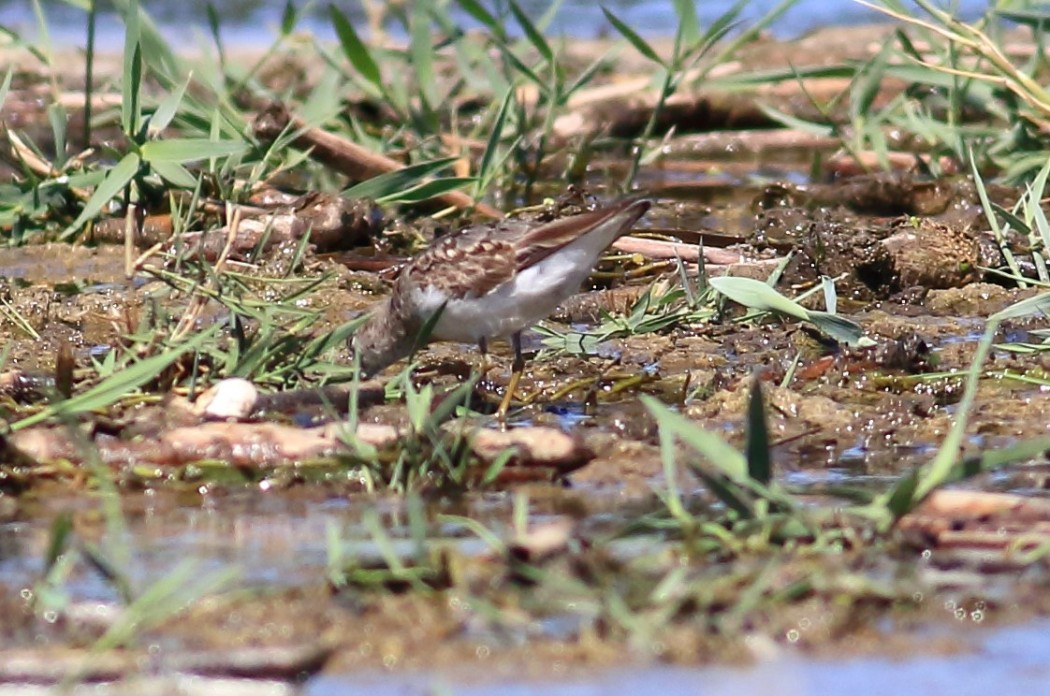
[412,241,600,344]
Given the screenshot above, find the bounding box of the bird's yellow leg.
[477,336,491,374]
[496,332,525,422]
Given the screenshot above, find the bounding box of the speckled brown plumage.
[401,224,520,301]
[349,198,651,379]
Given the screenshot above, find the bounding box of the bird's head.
[346,303,412,378]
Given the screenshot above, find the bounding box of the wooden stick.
[611,236,747,265]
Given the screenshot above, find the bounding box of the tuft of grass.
[777,1,1050,183]
[539,259,869,362]
[537,271,716,357]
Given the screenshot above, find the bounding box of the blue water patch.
[544,403,592,430]
[1,0,993,49]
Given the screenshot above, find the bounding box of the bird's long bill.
[516,198,652,270]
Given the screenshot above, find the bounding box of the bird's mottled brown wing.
[403,227,518,299]
[514,198,646,271]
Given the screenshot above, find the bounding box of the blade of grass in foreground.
[0,67,13,108]
[745,376,771,485]
[642,394,795,520]
[9,325,220,432]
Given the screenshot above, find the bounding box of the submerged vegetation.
[3,0,1050,686]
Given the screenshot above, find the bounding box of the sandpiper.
[349,197,652,417]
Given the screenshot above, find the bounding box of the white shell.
[198,378,259,420]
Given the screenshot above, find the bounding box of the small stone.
[197,378,259,420]
[468,426,593,473]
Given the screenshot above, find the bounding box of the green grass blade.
[806,311,867,347]
[564,50,612,98]
[906,322,993,505]
[410,1,437,109]
[644,390,798,516]
[644,395,757,518]
[148,74,190,136]
[43,512,74,575]
[140,138,249,163]
[376,177,475,204]
[62,151,141,238]
[10,325,219,432]
[328,4,382,93]
[300,66,345,125]
[651,403,693,524]
[456,0,505,40]
[745,377,771,485]
[852,40,892,124]
[509,0,553,64]
[120,0,142,138]
[642,395,748,479]
[756,105,834,136]
[671,0,700,49]
[428,378,476,426]
[205,3,224,64]
[710,276,810,320]
[93,561,234,651]
[971,147,1023,283]
[30,0,53,67]
[474,86,514,196]
[710,276,867,346]
[149,160,197,188]
[0,67,12,108]
[502,49,547,90]
[877,290,1050,522]
[280,0,299,35]
[820,276,838,314]
[343,156,458,199]
[112,0,180,82]
[989,290,1050,321]
[601,6,663,66]
[439,514,506,554]
[47,103,68,169]
[1026,159,1050,254]
[955,435,1050,481]
[533,0,563,33]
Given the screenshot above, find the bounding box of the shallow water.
[1,482,1042,696]
[306,617,1050,696]
[0,491,525,604]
